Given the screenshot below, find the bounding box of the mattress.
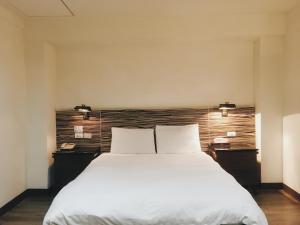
[44,153,268,225]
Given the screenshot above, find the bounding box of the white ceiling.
[6,0,72,17]
[5,0,300,17]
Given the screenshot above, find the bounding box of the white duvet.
[44,153,268,225]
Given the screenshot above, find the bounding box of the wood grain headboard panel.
[100,109,209,152]
[56,111,100,148]
[56,107,255,152]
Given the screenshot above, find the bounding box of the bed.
[44,153,267,225]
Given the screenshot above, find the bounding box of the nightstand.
[52,147,101,192]
[208,147,261,189]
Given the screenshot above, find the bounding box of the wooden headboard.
[56,107,255,152]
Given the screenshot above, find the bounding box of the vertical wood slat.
[56,107,255,152]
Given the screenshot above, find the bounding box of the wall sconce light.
[74,104,92,120]
[219,102,236,117]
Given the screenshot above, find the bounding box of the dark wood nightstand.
[52,147,101,192]
[208,147,261,189]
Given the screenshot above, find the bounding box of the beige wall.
[44,43,57,184]
[283,4,300,193]
[254,37,284,183]
[56,40,254,109]
[26,41,57,188]
[0,4,26,207]
[0,2,57,199]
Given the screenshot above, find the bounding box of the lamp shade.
[219,102,236,117]
[74,104,92,113]
[219,102,236,110]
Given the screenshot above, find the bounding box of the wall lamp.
[219,102,236,117]
[74,104,92,120]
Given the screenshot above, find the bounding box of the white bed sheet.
[44,153,268,225]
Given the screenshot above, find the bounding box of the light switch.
[227,131,237,137]
[75,133,84,138]
[84,133,92,139]
[74,126,83,133]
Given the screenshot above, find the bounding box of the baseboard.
[0,188,50,216]
[260,183,283,190]
[283,184,300,202]
[0,190,27,216]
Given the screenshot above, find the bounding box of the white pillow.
[156,124,202,154]
[110,127,156,154]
